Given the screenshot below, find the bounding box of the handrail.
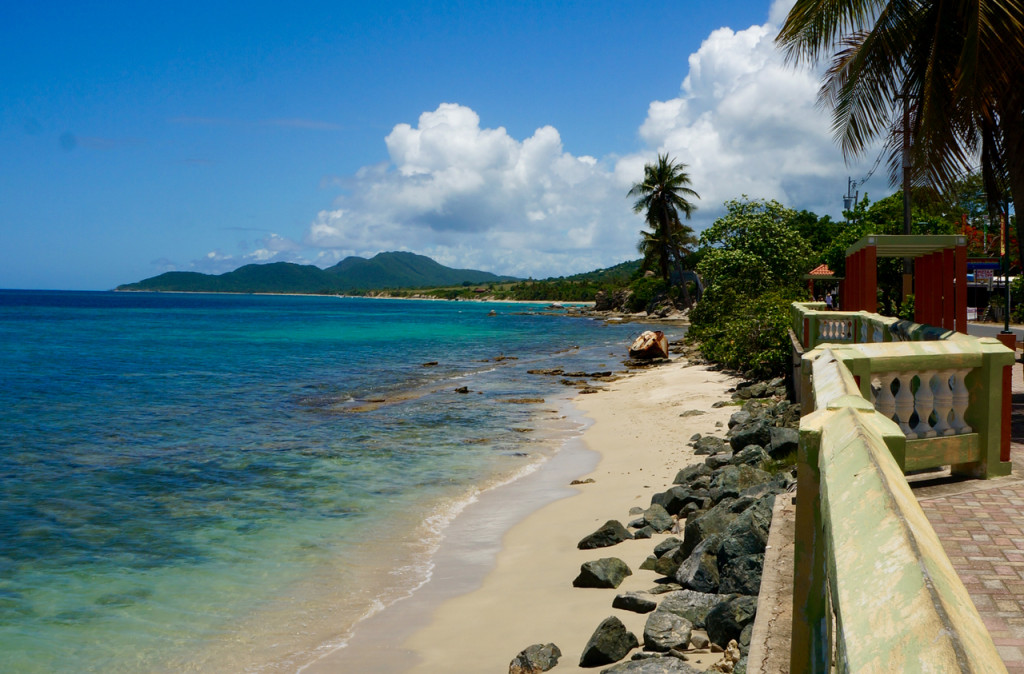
[792,350,1007,672]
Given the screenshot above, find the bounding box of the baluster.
[874,325,883,343]
[913,372,937,438]
[874,373,897,421]
[930,369,954,436]
[860,321,868,343]
[951,368,973,434]
[894,373,917,437]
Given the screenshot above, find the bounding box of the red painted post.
[955,245,968,332]
[865,244,877,314]
[931,252,943,327]
[921,255,929,323]
[850,250,860,311]
[943,247,955,330]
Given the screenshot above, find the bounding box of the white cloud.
[299,9,887,279]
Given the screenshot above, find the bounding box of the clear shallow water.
[0,291,644,673]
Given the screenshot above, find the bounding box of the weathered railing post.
[958,337,1015,478]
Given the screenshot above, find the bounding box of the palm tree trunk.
[1003,113,1024,270]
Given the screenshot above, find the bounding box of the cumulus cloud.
[300,5,887,278]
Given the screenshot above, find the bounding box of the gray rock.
[693,436,727,456]
[728,419,772,452]
[644,503,674,532]
[718,553,765,595]
[704,453,733,470]
[579,616,639,667]
[731,444,769,466]
[656,590,727,629]
[579,520,634,549]
[689,433,702,443]
[681,499,739,557]
[653,546,687,578]
[689,633,710,649]
[648,583,683,595]
[727,410,752,429]
[708,465,773,504]
[509,643,562,673]
[719,495,774,562]
[674,536,720,593]
[639,555,659,571]
[651,486,702,517]
[740,623,754,651]
[673,464,711,485]
[768,426,799,459]
[705,596,758,648]
[679,409,705,417]
[653,537,683,558]
[574,558,633,588]
[600,657,701,672]
[643,611,693,652]
[613,591,658,614]
[629,506,645,516]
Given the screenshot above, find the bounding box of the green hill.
[116,252,518,294]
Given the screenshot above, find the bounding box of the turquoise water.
[0,291,643,672]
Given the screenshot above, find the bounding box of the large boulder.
[643,611,693,652]
[731,444,769,467]
[651,486,703,517]
[656,589,728,629]
[579,616,638,667]
[728,419,772,452]
[718,495,774,563]
[768,426,799,459]
[673,463,712,485]
[682,499,739,557]
[509,643,561,673]
[718,553,765,595]
[707,465,773,504]
[692,436,728,456]
[574,558,633,588]
[705,596,758,648]
[674,536,721,593]
[579,520,634,549]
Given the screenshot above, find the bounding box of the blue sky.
[1,0,889,290]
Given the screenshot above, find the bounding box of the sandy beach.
[309,355,740,672]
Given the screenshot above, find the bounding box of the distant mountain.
[561,259,641,283]
[116,252,520,294]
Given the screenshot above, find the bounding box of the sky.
[0,0,892,290]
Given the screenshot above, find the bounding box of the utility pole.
[899,92,913,301]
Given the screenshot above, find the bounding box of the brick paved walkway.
[920,483,1024,672]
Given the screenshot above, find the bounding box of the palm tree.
[775,0,1024,263]
[628,153,700,307]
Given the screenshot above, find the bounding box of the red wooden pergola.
[840,235,969,332]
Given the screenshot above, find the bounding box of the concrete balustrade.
[792,350,1007,673]
[790,301,1014,671]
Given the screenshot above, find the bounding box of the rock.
[629,331,670,360]
[707,465,773,504]
[705,596,758,648]
[705,453,733,470]
[633,526,656,539]
[574,558,633,588]
[727,420,772,452]
[768,426,799,459]
[455,386,470,393]
[673,464,711,485]
[629,506,645,515]
[693,436,727,456]
[718,554,765,595]
[653,537,683,558]
[679,409,706,417]
[674,536,720,593]
[600,657,702,672]
[651,486,697,516]
[644,503,674,532]
[717,495,774,563]
[572,478,597,485]
[510,643,562,673]
[708,639,741,673]
[682,500,739,557]
[653,547,687,578]
[690,633,710,649]
[689,433,702,443]
[739,623,753,652]
[579,520,634,549]
[643,611,693,652]
[613,591,658,614]
[639,555,659,571]
[579,616,639,667]
[657,590,725,628]
[527,367,565,375]
[648,582,683,595]
[730,445,769,467]
[727,410,751,429]
[421,361,439,367]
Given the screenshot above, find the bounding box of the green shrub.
[689,291,795,379]
[627,276,668,313]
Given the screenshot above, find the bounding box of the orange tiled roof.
[807,263,834,277]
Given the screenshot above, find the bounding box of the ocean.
[0,290,652,673]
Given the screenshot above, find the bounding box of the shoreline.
[305,355,739,673]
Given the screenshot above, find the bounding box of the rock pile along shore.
[510,374,799,674]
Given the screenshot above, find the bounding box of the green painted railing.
[792,351,1007,672]
[791,301,1014,671]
